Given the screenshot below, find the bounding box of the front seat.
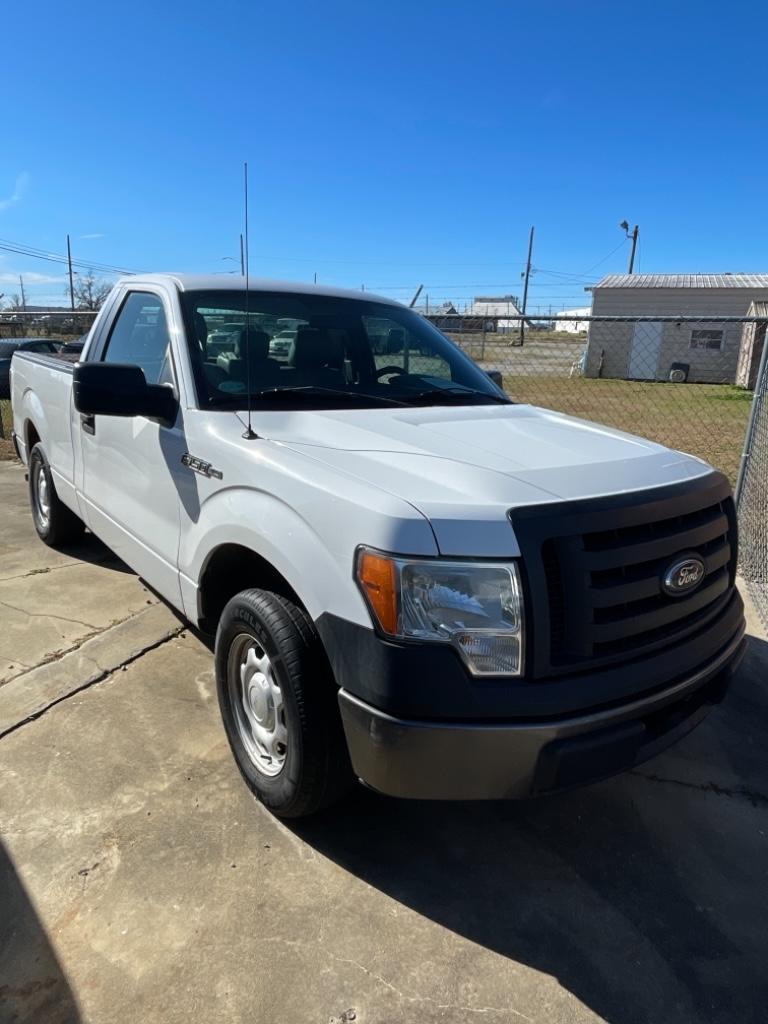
[195,311,228,390]
[291,328,345,384]
[218,330,281,387]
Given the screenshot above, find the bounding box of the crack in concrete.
[259,935,533,1020]
[1,628,106,687]
[0,605,159,687]
[0,627,184,741]
[0,598,98,630]
[0,561,114,584]
[630,770,768,808]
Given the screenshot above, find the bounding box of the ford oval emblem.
[662,556,705,597]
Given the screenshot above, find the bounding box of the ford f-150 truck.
[11,275,746,817]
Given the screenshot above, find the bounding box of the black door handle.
[81,414,95,435]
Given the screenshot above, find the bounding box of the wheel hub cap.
[230,637,287,777]
[36,466,50,524]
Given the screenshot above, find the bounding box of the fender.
[17,371,82,517]
[20,388,48,457]
[178,485,437,628]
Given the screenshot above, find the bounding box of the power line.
[580,239,629,276]
[0,236,140,276]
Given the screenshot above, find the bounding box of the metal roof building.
[585,273,768,384]
[594,273,768,290]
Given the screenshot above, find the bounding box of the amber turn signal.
[356,550,398,635]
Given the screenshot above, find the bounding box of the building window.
[690,329,724,351]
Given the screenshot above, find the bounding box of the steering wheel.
[376,365,408,379]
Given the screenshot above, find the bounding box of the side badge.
[181,453,223,480]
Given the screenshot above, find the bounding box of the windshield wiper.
[406,385,510,405]
[247,386,409,407]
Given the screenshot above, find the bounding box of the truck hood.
[253,404,713,556]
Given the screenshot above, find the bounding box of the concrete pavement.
[0,460,767,1024]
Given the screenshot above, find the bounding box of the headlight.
[355,548,524,676]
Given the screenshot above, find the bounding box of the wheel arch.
[180,487,375,635]
[197,543,306,633]
[25,417,41,454]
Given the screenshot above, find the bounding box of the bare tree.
[72,270,113,311]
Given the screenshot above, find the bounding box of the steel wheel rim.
[228,633,288,777]
[35,464,50,526]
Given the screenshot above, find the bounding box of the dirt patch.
[0,438,19,462]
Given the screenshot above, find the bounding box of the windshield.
[181,290,508,409]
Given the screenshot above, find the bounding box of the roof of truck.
[117,274,400,306]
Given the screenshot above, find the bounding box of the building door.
[629,321,662,379]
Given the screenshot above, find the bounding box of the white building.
[467,295,522,334]
[554,306,591,333]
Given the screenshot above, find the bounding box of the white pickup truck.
[11,275,746,817]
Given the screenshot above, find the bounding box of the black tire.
[215,588,354,818]
[28,442,85,547]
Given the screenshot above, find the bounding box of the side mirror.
[486,369,504,390]
[73,362,177,427]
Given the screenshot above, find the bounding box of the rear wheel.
[215,588,353,818]
[28,443,85,547]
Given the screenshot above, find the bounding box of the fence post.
[735,329,768,507]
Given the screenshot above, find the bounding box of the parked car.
[268,318,304,359]
[60,336,88,356]
[0,339,60,399]
[10,275,746,818]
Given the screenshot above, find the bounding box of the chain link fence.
[0,312,97,445]
[736,335,768,629]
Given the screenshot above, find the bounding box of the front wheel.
[214,589,353,818]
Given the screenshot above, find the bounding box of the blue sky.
[2,0,767,311]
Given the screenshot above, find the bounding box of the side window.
[102,291,173,385]
[363,316,451,380]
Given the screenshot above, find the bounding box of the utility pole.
[66,234,76,310]
[628,224,639,273]
[19,275,26,311]
[620,221,639,273]
[409,284,424,308]
[239,234,245,275]
[519,225,534,346]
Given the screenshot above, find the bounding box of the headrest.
[235,329,270,363]
[292,328,344,372]
[194,312,208,346]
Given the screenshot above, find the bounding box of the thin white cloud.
[0,271,67,286]
[0,172,30,213]
[80,232,105,240]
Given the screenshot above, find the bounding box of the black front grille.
[511,474,738,678]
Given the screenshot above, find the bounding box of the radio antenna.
[241,160,258,440]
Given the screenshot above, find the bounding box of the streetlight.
[619,220,639,274]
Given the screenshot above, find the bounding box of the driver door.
[78,288,185,609]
